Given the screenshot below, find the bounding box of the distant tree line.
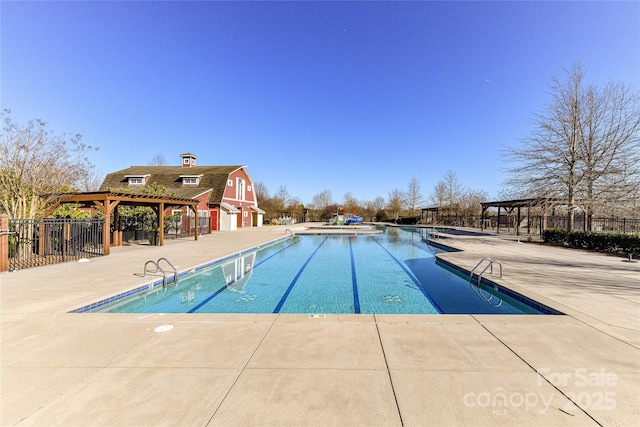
[254,171,488,225]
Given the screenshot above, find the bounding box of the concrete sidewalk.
[1,225,638,426]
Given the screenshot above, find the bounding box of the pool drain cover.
[154,324,174,333]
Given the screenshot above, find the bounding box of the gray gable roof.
[99,165,246,203]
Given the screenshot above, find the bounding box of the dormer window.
[180,174,202,185]
[124,174,149,186]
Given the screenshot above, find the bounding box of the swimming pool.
[82,227,560,315]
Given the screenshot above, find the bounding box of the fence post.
[0,214,9,272]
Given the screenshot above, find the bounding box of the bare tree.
[362,196,386,222]
[405,177,424,217]
[273,185,291,208]
[369,196,386,212]
[310,190,333,211]
[78,165,105,192]
[286,196,302,212]
[273,185,290,212]
[429,181,447,207]
[505,63,640,229]
[443,170,463,207]
[0,110,98,219]
[579,81,640,217]
[386,188,406,222]
[459,188,488,216]
[430,170,463,208]
[252,182,280,222]
[148,153,168,166]
[342,192,358,214]
[253,182,270,204]
[505,64,584,230]
[497,187,530,201]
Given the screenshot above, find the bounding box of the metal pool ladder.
[469,257,503,307]
[143,257,179,288]
[469,257,502,284]
[425,227,439,240]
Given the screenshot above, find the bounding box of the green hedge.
[543,229,640,255]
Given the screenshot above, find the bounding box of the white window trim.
[179,175,202,185]
[124,174,150,186]
[189,210,210,217]
[236,178,245,201]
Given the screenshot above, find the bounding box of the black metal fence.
[423,214,640,235]
[118,213,210,244]
[7,218,104,270]
[546,216,640,234]
[177,214,210,237]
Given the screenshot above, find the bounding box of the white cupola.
[180,153,197,168]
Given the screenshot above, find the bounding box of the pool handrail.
[157,257,179,285]
[469,257,504,307]
[143,258,179,288]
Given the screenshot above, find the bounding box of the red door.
[210,211,218,231]
[237,208,243,228]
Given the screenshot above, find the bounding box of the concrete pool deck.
[1,224,638,426]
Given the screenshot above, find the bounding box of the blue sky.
[2,1,638,206]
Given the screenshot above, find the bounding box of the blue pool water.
[87,227,560,315]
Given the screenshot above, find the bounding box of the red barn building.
[99,153,263,232]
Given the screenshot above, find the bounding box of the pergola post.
[103,203,111,256]
[94,200,111,255]
[0,214,9,272]
[189,204,199,240]
[113,206,121,247]
[158,202,165,246]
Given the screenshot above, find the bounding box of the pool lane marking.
[373,237,443,314]
[272,237,327,314]
[188,238,301,313]
[349,238,361,314]
[253,238,302,268]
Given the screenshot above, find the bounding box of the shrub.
[543,229,640,255]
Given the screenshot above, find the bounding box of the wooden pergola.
[44,191,199,255]
[419,207,440,224]
[480,198,564,235]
